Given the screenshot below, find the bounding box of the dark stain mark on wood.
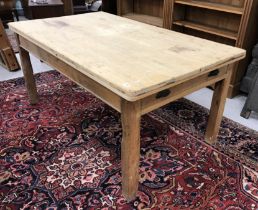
[43,20,69,28]
[169,46,197,53]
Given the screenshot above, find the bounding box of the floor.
[185,88,258,131]
[1,53,258,132]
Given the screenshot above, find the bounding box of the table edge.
[9,23,246,102]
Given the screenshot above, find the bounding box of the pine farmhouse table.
[9,12,245,201]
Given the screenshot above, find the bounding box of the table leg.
[205,66,232,144]
[19,46,38,104]
[121,100,141,201]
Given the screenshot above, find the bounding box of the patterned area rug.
[153,99,258,171]
[0,71,257,209]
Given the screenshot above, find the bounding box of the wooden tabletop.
[9,12,245,101]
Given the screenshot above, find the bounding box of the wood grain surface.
[9,12,245,101]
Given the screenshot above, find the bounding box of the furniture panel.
[134,0,163,18]
[117,0,173,29]
[185,8,240,35]
[175,0,244,14]
[173,20,238,41]
[200,0,245,7]
[175,27,236,46]
[122,13,163,27]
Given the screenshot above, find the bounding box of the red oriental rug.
[0,71,257,209]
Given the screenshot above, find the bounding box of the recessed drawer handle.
[208,69,220,77]
[156,89,171,99]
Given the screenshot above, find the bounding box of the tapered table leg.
[121,100,141,201]
[18,42,38,104]
[205,65,232,144]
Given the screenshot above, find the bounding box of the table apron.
[140,66,229,115]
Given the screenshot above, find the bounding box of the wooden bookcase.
[116,0,258,97]
[117,0,173,29]
[172,0,258,97]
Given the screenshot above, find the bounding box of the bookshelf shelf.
[173,20,238,40]
[175,0,243,15]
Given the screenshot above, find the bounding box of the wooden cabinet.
[116,0,258,98]
[172,0,258,97]
[0,19,19,71]
[27,0,64,19]
[117,0,173,29]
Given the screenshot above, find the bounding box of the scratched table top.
[9,12,245,101]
